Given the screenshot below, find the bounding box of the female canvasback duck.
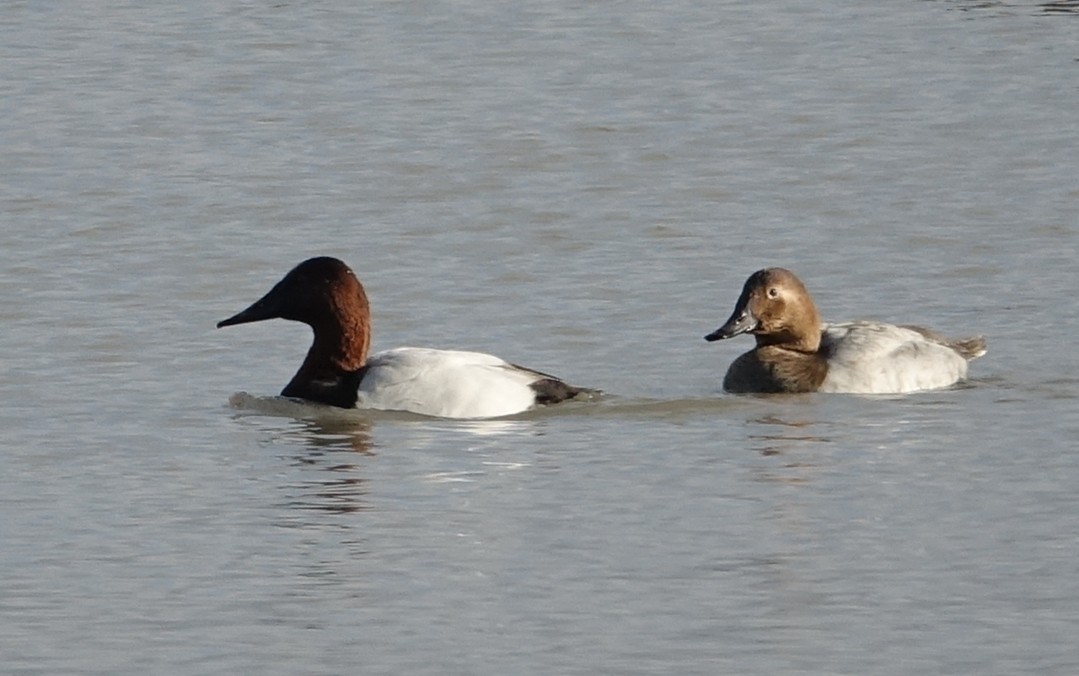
[217,256,592,418]
[704,268,987,394]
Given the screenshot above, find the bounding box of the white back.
[356,347,543,418]
[819,322,969,394]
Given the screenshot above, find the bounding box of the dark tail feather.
[901,325,987,362]
[508,362,600,405]
[529,378,601,405]
[950,336,987,361]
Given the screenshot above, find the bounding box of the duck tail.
[530,379,602,405]
[950,336,987,361]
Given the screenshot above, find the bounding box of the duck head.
[217,256,372,371]
[218,257,367,327]
[705,268,822,351]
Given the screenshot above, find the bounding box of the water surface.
[2,1,1078,674]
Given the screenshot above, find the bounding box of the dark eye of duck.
[767,287,779,298]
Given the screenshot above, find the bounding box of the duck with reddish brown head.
[705,268,986,394]
[218,257,593,418]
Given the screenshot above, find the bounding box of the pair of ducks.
[218,257,987,419]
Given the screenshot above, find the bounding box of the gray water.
[2,1,1078,674]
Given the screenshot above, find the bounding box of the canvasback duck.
[217,257,592,418]
[704,268,987,394]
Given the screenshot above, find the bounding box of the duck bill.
[704,307,759,342]
[216,287,283,328]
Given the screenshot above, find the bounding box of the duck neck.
[310,314,371,372]
[755,327,821,354]
[281,312,371,407]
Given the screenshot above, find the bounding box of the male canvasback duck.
[704,268,987,394]
[217,257,593,418]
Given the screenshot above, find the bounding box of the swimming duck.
[217,257,592,418]
[704,268,986,394]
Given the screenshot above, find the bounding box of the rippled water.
[2,1,1078,674]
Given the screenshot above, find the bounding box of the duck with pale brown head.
[706,268,986,394]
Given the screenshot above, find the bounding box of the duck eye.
[767,287,779,298]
